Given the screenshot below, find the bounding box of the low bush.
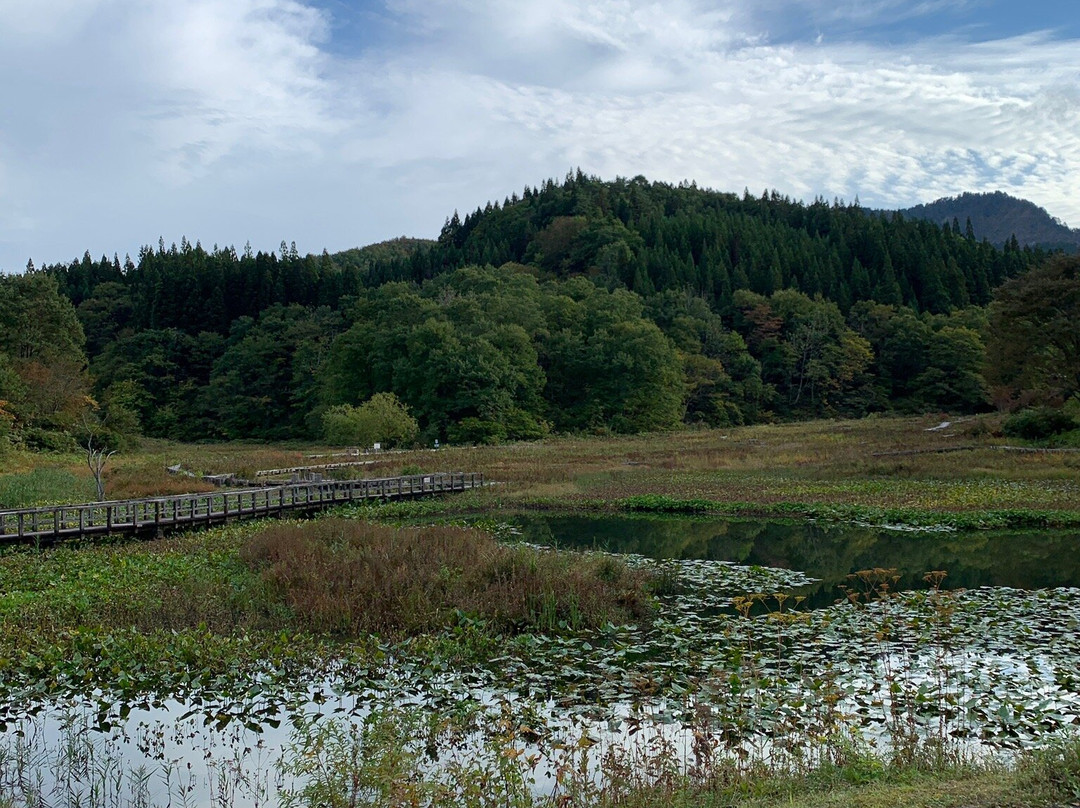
[18,427,79,453]
[1003,407,1078,440]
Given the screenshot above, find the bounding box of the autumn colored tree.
[0,271,91,430]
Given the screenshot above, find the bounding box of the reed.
[240,518,653,637]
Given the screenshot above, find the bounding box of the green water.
[497,511,1080,605]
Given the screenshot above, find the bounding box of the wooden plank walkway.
[254,460,376,477]
[0,472,483,544]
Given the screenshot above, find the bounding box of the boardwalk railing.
[254,460,375,477]
[0,472,483,544]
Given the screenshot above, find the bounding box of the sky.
[1,0,1078,272]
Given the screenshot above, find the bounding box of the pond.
[5,512,1080,806]
[494,510,1080,607]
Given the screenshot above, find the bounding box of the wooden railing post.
[1,472,484,545]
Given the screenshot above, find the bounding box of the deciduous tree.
[322,393,419,449]
[987,254,1080,407]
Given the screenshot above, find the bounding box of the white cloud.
[0,0,343,267]
[127,0,337,181]
[1,0,1078,271]
[337,5,1079,222]
[0,0,114,43]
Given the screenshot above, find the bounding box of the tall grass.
[240,519,652,637]
[5,703,1078,808]
[0,468,95,508]
[104,463,216,498]
[272,703,1080,808]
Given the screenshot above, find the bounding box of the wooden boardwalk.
[0,472,483,544]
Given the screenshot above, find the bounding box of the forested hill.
[897,192,1080,252]
[373,173,1041,314]
[2,173,1061,449]
[42,175,1047,342]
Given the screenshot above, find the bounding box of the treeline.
[0,174,1066,450]
[48,173,1046,342]
[417,172,1042,312]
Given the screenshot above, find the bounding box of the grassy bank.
[3,414,1078,527]
[272,706,1080,808]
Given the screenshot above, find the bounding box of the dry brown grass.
[375,413,1080,513]
[104,462,217,498]
[12,413,1078,513]
[240,518,653,637]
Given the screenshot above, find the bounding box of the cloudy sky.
[1,0,1078,272]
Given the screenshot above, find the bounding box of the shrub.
[448,417,507,445]
[18,427,79,453]
[502,408,549,441]
[1002,407,1078,440]
[0,400,13,451]
[322,393,419,449]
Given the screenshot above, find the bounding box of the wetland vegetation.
[2,415,1080,806]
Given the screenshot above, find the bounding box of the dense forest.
[1,172,1076,451]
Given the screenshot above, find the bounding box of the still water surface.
[7,512,1080,806]
[493,511,1080,606]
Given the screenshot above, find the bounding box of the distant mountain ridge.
[896,191,1080,251]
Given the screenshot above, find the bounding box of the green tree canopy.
[322,393,419,449]
[0,271,90,429]
[987,254,1080,407]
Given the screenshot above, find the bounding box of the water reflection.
[9,513,1080,804]
[502,512,1080,606]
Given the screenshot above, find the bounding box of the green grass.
[7,413,1079,530]
[0,467,96,508]
[4,414,1080,807]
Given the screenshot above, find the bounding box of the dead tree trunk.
[86,442,116,501]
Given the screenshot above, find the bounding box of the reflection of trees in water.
[511,512,1080,607]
